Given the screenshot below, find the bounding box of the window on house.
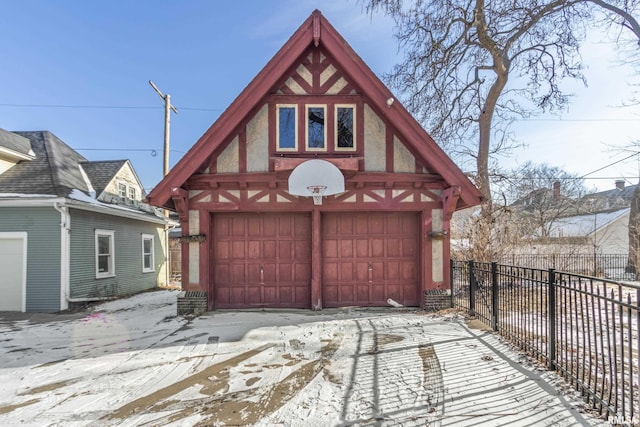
[118,183,127,198]
[277,105,297,151]
[95,230,115,278]
[142,234,155,272]
[307,106,326,150]
[336,105,355,149]
[128,186,137,200]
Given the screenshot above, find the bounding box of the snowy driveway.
[0,290,599,426]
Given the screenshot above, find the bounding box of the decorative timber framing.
[146,10,483,312]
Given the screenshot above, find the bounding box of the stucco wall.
[393,136,415,173]
[217,137,239,173]
[188,209,200,284]
[431,208,444,282]
[247,105,269,172]
[364,103,386,172]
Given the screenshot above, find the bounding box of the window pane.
[128,187,136,200]
[118,183,126,197]
[98,254,109,272]
[98,236,110,255]
[143,238,152,254]
[144,254,152,270]
[308,107,325,148]
[278,107,296,149]
[337,107,354,148]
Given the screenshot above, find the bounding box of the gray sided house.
[0,129,169,312]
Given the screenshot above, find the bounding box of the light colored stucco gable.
[393,136,415,173]
[246,105,269,172]
[217,137,240,174]
[364,103,386,172]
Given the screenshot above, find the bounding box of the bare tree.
[364,0,640,260]
[503,161,588,237]
[364,0,590,259]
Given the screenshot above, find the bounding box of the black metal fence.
[451,260,640,420]
[499,254,632,280]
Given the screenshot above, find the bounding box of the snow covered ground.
[0,290,603,426]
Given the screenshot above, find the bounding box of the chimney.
[553,181,561,201]
[615,180,625,190]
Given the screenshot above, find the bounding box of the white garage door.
[0,233,27,311]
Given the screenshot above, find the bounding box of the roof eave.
[0,146,36,162]
[147,13,318,208]
[147,10,483,210]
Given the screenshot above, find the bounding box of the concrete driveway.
[0,290,600,426]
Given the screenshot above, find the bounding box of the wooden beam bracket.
[442,186,461,221]
[171,187,189,222]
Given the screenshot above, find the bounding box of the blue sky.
[2,1,639,193]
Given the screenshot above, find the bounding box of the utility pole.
[149,80,178,176]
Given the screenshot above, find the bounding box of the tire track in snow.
[339,316,443,426]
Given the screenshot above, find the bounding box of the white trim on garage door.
[0,232,27,312]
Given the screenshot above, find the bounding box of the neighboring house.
[0,129,169,312]
[147,10,482,311]
[520,208,630,255]
[580,180,637,212]
[506,180,635,256]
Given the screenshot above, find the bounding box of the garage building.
[147,10,482,311]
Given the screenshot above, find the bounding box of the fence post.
[548,268,556,371]
[491,262,499,331]
[468,260,476,315]
[450,259,454,308]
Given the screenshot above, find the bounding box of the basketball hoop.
[307,185,327,205]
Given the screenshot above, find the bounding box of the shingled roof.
[0,131,90,197]
[80,160,128,197]
[0,128,34,159]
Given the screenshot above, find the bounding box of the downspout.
[54,203,118,305]
[53,202,70,311]
[166,222,179,287]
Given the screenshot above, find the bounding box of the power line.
[0,103,223,112]
[74,147,186,154]
[524,118,639,122]
[489,175,640,181]
[580,152,640,178]
[1,102,635,120]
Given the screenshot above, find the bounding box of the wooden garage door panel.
[213,213,311,309]
[322,212,419,307]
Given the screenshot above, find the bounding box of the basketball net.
[307,185,327,205]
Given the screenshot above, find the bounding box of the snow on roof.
[548,208,630,237]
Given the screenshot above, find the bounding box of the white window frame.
[118,183,127,198]
[306,104,327,151]
[142,234,155,273]
[128,186,137,200]
[276,104,298,152]
[95,229,115,279]
[335,104,356,151]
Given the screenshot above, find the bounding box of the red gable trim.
[314,16,481,209]
[147,13,318,208]
[147,10,482,210]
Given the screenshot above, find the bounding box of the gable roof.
[580,183,637,210]
[548,208,629,237]
[147,10,482,210]
[80,160,128,196]
[0,131,90,197]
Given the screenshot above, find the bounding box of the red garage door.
[212,213,311,309]
[322,212,420,307]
